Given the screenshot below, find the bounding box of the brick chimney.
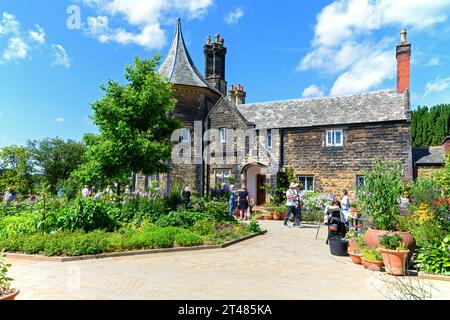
[396,29,411,94]
[204,34,227,95]
[228,84,246,105]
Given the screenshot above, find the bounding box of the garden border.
[4,230,267,263]
[417,272,450,282]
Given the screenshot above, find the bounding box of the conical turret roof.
[159,18,218,92]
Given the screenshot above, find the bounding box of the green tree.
[0,145,34,195]
[27,138,87,193]
[412,104,450,147]
[74,56,181,190]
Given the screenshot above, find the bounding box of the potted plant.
[0,253,19,301]
[379,233,410,276]
[361,247,384,271]
[348,248,363,265]
[357,160,416,257]
[345,229,359,253]
[273,207,280,221]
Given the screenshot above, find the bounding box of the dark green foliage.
[272,170,292,205]
[415,236,450,276]
[357,160,404,231]
[412,104,450,147]
[0,146,34,195]
[380,234,405,250]
[246,219,262,233]
[75,56,181,184]
[156,210,207,229]
[56,199,118,232]
[27,138,87,194]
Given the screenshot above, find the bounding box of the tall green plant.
[357,160,405,231]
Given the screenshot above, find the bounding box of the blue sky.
[1,0,450,147]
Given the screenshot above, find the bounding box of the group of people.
[228,185,254,221]
[81,185,132,201]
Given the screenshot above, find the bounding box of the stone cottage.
[137,20,415,203]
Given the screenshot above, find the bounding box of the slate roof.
[158,18,219,93]
[413,147,445,165]
[236,90,408,129]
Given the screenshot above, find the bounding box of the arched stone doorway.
[242,163,268,205]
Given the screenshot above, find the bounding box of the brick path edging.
[4,230,268,263]
[418,272,450,282]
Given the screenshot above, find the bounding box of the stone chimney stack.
[396,29,411,94]
[228,84,246,105]
[204,33,227,95]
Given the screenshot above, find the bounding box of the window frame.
[267,130,273,149]
[219,128,227,143]
[215,169,232,186]
[356,175,365,188]
[180,128,190,143]
[326,129,344,147]
[297,175,315,192]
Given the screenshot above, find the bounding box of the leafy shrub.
[357,160,404,231]
[415,237,450,276]
[156,210,207,229]
[201,199,230,222]
[191,219,216,235]
[1,230,110,256]
[380,234,405,250]
[0,252,13,293]
[129,226,175,249]
[174,231,203,247]
[410,177,442,207]
[362,248,382,262]
[398,216,446,247]
[56,199,118,232]
[246,219,261,233]
[0,214,37,240]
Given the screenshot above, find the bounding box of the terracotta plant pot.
[280,212,286,220]
[0,289,20,301]
[365,229,416,261]
[361,259,383,272]
[273,214,280,221]
[263,214,273,220]
[380,249,410,276]
[348,252,363,265]
[348,241,359,253]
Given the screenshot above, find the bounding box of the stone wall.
[415,165,444,179]
[283,121,412,197]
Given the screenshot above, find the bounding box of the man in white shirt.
[284,183,301,228]
[81,186,89,198]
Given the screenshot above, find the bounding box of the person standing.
[183,187,192,209]
[237,185,250,221]
[294,184,304,228]
[81,185,90,198]
[284,183,299,228]
[228,185,237,218]
[340,189,351,228]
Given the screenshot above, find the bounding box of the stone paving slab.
[6,221,450,300]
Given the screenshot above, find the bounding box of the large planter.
[348,252,362,265]
[364,229,415,261]
[380,249,410,276]
[263,214,273,220]
[0,289,20,301]
[273,214,280,221]
[280,212,286,220]
[329,238,349,257]
[361,259,383,272]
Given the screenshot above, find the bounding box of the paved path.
[6,221,450,300]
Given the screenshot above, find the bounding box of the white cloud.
[426,57,440,66]
[28,25,46,44]
[51,44,71,69]
[302,85,324,98]
[55,117,65,123]
[0,12,20,36]
[224,8,245,25]
[81,0,214,49]
[424,77,450,94]
[299,0,450,96]
[2,37,29,61]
